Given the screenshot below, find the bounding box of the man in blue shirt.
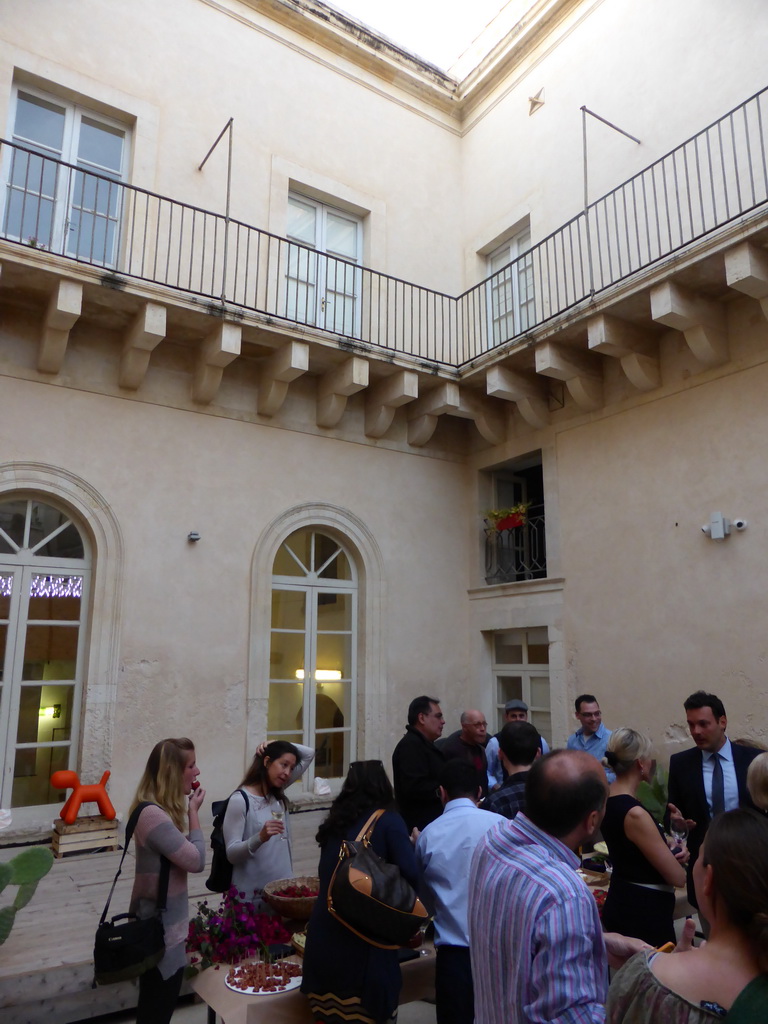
[416,760,504,1024]
[566,693,614,781]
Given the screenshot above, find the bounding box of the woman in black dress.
[301,760,419,1024]
[601,728,688,946]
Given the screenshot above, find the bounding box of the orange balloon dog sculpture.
[50,769,116,825]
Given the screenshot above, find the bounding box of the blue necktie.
[711,752,725,817]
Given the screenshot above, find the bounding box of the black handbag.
[327,809,429,949]
[93,802,170,986]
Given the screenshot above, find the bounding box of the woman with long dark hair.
[607,808,768,1022]
[301,760,419,1024]
[129,736,206,1024]
[222,738,314,907]
[600,727,688,945]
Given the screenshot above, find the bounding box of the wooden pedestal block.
[51,814,119,858]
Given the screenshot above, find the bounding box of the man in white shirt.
[416,760,504,1024]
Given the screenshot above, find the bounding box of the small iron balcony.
[484,505,547,584]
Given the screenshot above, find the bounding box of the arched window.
[269,528,357,786]
[0,497,90,809]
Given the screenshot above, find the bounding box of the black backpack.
[205,788,248,893]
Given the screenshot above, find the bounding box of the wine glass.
[669,815,688,853]
[417,921,430,956]
[271,807,287,840]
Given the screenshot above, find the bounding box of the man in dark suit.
[668,690,760,911]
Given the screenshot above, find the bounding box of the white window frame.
[269,529,358,788]
[0,499,91,814]
[284,192,363,337]
[486,227,534,347]
[2,83,129,266]
[491,627,551,744]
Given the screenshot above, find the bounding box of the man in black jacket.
[668,690,760,910]
[392,695,447,832]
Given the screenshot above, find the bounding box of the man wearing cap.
[486,700,550,790]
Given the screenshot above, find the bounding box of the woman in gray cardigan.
[129,736,206,1024]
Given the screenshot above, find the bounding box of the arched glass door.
[0,497,90,809]
[269,528,357,787]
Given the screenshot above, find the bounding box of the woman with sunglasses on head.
[129,736,206,1024]
[223,738,314,909]
[301,760,419,1024]
[607,808,768,1023]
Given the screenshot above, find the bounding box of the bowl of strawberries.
[263,877,320,920]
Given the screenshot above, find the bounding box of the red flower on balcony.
[484,504,530,532]
[495,513,524,530]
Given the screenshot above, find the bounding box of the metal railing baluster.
[2,85,767,368]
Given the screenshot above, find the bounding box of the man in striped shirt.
[468,750,646,1024]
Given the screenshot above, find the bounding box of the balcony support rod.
[581,106,641,296]
[198,117,234,302]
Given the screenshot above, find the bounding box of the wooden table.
[191,948,436,1024]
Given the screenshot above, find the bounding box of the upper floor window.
[284,193,362,336]
[486,227,534,347]
[2,86,128,265]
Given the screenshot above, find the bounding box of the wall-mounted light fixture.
[295,670,342,681]
[187,531,201,543]
[39,704,61,719]
[701,513,748,541]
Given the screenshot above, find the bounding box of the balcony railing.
[484,506,547,583]
[2,85,767,367]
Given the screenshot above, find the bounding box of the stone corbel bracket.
[535,340,603,411]
[407,381,460,447]
[257,340,309,417]
[192,321,241,404]
[724,241,768,321]
[317,356,369,428]
[38,280,82,374]
[650,280,728,366]
[587,313,660,392]
[119,302,167,390]
[486,365,550,430]
[454,390,507,446]
[364,369,419,438]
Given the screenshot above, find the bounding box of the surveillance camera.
[733,518,748,531]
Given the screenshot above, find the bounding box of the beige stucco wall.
[0,361,476,818]
[468,290,768,757]
[460,0,768,282]
[1,0,768,837]
[556,314,768,758]
[0,0,465,292]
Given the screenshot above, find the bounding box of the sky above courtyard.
[332,0,508,69]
